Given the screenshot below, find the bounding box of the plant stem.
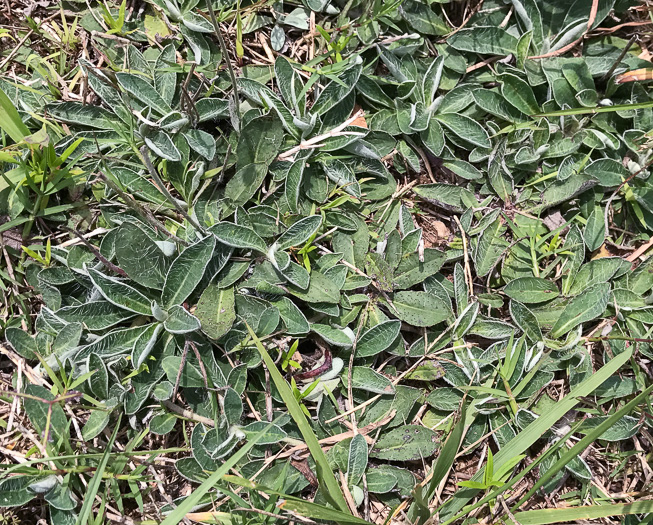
[139,146,206,234]
[601,34,637,82]
[60,226,128,277]
[206,0,240,120]
[97,170,189,246]
[585,335,653,343]
[23,192,43,239]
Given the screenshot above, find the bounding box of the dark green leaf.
[88,268,152,315]
[504,277,559,304]
[195,284,236,340]
[448,27,518,55]
[550,283,610,338]
[371,425,439,461]
[390,291,450,327]
[356,320,401,357]
[161,235,216,309]
[210,222,267,253]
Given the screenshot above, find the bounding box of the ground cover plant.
[1,0,653,523]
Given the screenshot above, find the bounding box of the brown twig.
[188,340,210,389]
[58,227,109,248]
[466,56,501,73]
[0,11,63,70]
[626,237,653,262]
[340,470,362,517]
[96,170,189,246]
[601,34,637,81]
[0,344,47,387]
[444,0,484,38]
[595,20,652,34]
[277,110,366,161]
[266,409,396,462]
[162,400,215,427]
[205,0,240,120]
[61,226,128,277]
[528,0,599,59]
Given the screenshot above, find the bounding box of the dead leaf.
[351,105,367,128]
[290,457,318,487]
[542,210,566,232]
[418,216,451,248]
[0,216,23,251]
[144,14,171,45]
[615,68,653,84]
[592,244,613,259]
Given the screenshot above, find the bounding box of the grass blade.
[160,421,275,525]
[534,100,653,117]
[404,405,467,525]
[245,323,351,515]
[425,404,466,500]
[439,347,633,522]
[0,87,30,142]
[0,448,188,478]
[278,497,368,524]
[512,500,653,525]
[513,383,653,508]
[434,421,582,525]
[223,475,372,524]
[407,405,467,524]
[76,414,121,525]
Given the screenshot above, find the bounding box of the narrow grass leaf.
[76,414,121,525]
[160,422,275,525]
[513,384,653,508]
[223,475,371,524]
[438,347,633,522]
[245,323,350,514]
[0,87,30,142]
[512,501,653,525]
